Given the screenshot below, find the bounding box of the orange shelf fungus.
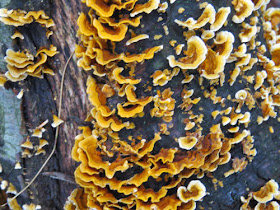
[239,23,257,43]
[232,0,254,24]
[64,188,89,210]
[126,34,149,46]
[11,30,24,39]
[4,45,58,82]
[253,180,279,203]
[51,115,64,128]
[210,7,231,32]
[151,68,179,86]
[230,129,250,144]
[130,0,160,17]
[112,67,141,85]
[200,49,226,79]
[175,3,215,30]
[271,44,280,70]
[177,180,206,203]
[82,0,138,18]
[117,95,152,118]
[93,18,128,41]
[167,36,207,70]
[66,0,280,208]
[178,136,198,150]
[0,9,54,28]
[150,88,176,122]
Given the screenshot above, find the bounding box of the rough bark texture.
[0,0,279,210]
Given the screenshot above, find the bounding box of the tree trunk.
[0,0,279,209]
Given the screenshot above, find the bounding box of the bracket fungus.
[0,0,277,208]
[241,180,280,209]
[167,36,207,70]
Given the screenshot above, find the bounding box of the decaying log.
[0,0,279,209]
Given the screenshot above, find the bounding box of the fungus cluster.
[241,179,280,210]
[4,45,58,82]
[0,8,57,85]
[68,0,280,209]
[0,9,54,38]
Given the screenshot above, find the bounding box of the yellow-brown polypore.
[167,36,207,70]
[4,45,58,82]
[0,9,54,28]
[232,0,254,23]
[253,179,279,203]
[174,3,215,30]
[69,0,280,209]
[177,180,206,202]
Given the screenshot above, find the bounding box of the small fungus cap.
[253,179,279,203]
[167,36,207,70]
[177,180,206,203]
[178,136,198,150]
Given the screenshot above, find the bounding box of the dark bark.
[0,0,279,209]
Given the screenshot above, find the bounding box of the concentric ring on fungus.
[65,0,280,209]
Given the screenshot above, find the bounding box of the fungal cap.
[39,139,49,149]
[14,162,21,169]
[210,7,231,31]
[177,180,206,203]
[0,75,7,86]
[232,0,254,23]
[230,129,250,144]
[21,138,33,149]
[175,3,215,30]
[239,112,251,124]
[228,126,239,133]
[35,148,46,155]
[93,18,128,42]
[11,30,24,39]
[130,0,160,17]
[7,183,17,194]
[126,34,149,46]
[51,114,64,128]
[167,36,207,70]
[7,198,21,210]
[235,89,247,100]
[178,136,198,150]
[253,179,279,203]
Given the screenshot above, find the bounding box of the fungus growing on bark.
[210,7,231,32]
[11,30,24,39]
[0,9,54,28]
[177,180,206,202]
[4,45,58,82]
[174,3,215,30]
[178,136,198,150]
[253,180,279,203]
[21,138,33,150]
[51,115,64,128]
[241,180,280,209]
[232,0,254,23]
[61,0,280,209]
[64,188,88,210]
[167,36,207,70]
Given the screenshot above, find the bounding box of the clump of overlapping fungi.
[66,0,280,209]
[240,179,280,210]
[0,9,57,85]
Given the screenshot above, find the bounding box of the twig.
[42,171,76,184]
[1,51,74,207]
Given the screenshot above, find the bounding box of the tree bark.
[0,0,279,209]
